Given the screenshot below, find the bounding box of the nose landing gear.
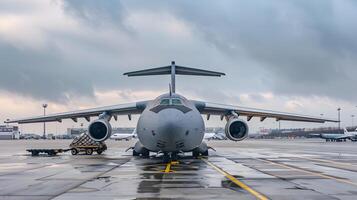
[162,152,179,163]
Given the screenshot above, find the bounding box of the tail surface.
[123,61,225,93]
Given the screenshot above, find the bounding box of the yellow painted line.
[302,157,355,167]
[202,159,269,200]
[164,162,172,173]
[161,161,179,173]
[171,161,179,165]
[258,158,357,187]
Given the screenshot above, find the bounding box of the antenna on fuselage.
[123,61,225,93]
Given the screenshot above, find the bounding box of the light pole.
[278,120,281,131]
[352,115,355,127]
[337,107,341,130]
[42,104,48,139]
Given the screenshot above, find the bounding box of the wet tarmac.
[1,139,357,199]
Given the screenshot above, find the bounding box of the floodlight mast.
[42,103,48,139]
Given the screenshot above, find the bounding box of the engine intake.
[225,118,249,141]
[88,119,112,142]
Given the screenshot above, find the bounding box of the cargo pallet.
[69,133,107,155]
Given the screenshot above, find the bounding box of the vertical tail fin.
[123,61,225,93]
[344,128,348,134]
[169,83,172,96]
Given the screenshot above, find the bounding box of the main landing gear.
[131,141,211,160]
[132,141,150,157]
[192,142,209,158]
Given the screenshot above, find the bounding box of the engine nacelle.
[225,118,249,141]
[88,119,112,142]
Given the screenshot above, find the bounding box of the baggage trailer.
[69,133,107,155]
[27,148,71,156]
[26,133,107,156]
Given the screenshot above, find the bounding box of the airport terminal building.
[0,125,20,140]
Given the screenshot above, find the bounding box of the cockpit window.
[171,98,182,105]
[159,98,183,105]
[160,99,170,105]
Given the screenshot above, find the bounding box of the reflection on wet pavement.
[1,139,357,199]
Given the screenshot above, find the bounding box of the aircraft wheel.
[48,151,56,156]
[201,150,209,157]
[171,153,178,161]
[133,150,140,156]
[97,150,103,155]
[31,151,39,156]
[71,148,78,155]
[85,148,93,155]
[141,149,150,158]
[192,150,200,158]
[163,153,170,163]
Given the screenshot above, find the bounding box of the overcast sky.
[1,0,357,134]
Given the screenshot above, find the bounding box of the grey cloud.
[62,0,127,28]
[146,0,357,100]
[0,41,94,103]
[1,0,357,105]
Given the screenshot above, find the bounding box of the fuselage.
[320,133,345,139]
[136,93,205,152]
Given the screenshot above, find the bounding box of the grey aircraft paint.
[137,93,205,152]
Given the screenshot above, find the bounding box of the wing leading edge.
[5,101,149,124]
[193,101,339,123]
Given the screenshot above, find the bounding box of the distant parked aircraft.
[203,132,216,140]
[345,128,357,141]
[313,128,357,142]
[111,129,136,141]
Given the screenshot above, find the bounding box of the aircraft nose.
[156,108,187,149]
[158,108,185,134]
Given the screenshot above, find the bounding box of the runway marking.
[162,161,179,173]
[202,158,269,200]
[258,158,357,187]
[301,157,356,167]
[164,162,172,173]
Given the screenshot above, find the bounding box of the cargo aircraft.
[313,128,357,142]
[111,129,136,141]
[5,62,338,159]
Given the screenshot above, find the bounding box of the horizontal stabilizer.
[124,66,171,76]
[123,61,224,93]
[123,62,225,77]
[176,66,225,76]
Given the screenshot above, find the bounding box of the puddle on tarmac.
[136,158,209,194]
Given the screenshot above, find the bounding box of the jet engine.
[88,119,112,142]
[225,117,249,141]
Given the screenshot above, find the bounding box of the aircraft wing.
[193,101,339,123]
[4,101,149,124]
